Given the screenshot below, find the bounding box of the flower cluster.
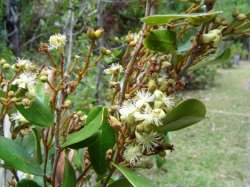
[48,33,67,51]
[119,89,176,165]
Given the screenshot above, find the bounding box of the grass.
[150,62,250,187]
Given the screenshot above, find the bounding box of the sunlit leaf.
[143,29,177,52]
[188,48,231,72]
[141,11,222,26]
[0,136,43,176]
[159,99,206,133]
[62,157,76,187]
[113,163,157,187]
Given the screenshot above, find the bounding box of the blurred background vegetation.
[1,0,250,186]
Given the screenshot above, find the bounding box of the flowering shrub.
[0,0,250,186]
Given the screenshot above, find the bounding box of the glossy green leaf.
[88,109,115,175]
[141,11,222,26]
[15,81,54,127]
[32,128,42,164]
[113,164,157,187]
[108,178,133,187]
[0,136,43,176]
[188,48,231,72]
[143,29,177,52]
[62,106,106,148]
[17,179,41,187]
[159,99,206,133]
[62,157,76,187]
[16,98,53,127]
[155,155,165,168]
[66,132,99,149]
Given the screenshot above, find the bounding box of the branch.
[119,0,152,105]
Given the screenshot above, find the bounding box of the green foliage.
[88,110,115,175]
[159,99,206,133]
[141,12,221,26]
[16,97,54,127]
[62,157,76,187]
[0,136,43,176]
[62,106,108,148]
[17,179,41,187]
[113,163,157,187]
[143,29,177,52]
[188,48,231,71]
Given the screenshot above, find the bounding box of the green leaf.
[17,179,41,187]
[88,109,115,175]
[62,157,76,187]
[143,29,177,52]
[188,48,231,72]
[113,164,157,187]
[108,178,133,187]
[155,155,165,168]
[141,11,222,26]
[159,99,206,133]
[0,136,43,176]
[0,90,5,97]
[32,128,43,164]
[62,106,106,148]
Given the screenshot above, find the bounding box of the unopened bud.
[64,100,72,107]
[148,79,156,93]
[94,28,104,39]
[236,14,246,21]
[87,28,96,40]
[22,98,31,107]
[159,151,166,157]
[40,75,48,83]
[232,8,240,18]
[3,63,10,70]
[129,41,136,47]
[8,91,15,98]
[76,111,83,116]
[109,116,122,130]
[144,125,153,133]
[0,59,7,65]
[136,124,144,133]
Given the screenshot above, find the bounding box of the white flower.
[134,106,165,126]
[162,95,175,108]
[123,144,142,165]
[104,63,123,75]
[119,99,137,123]
[135,90,155,108]
[49,34,66,51]
[10,112,28,126]
[136,131,163,153]
[12,72,37,94]
[12,58,34,71]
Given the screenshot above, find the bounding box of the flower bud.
[236,14,246,21]
[159,82,168,92]
[136,124,144,133]
[94,28,104,39]
[144,125,153,133]
[109,116,122,130]
[162,61,171,68]
[201,29,222,47]
[154,100,165,109]
[22,98,31,107]
[87,27,96,40]
[64,100,72,107]
[3,63,10,70]
[76,111,83,116]
[0,59,7,65]
[129,41,136,47]
[154,89,163,99]
[157,78,165,84]
[40,75,48,83]
[8,91,15,98]
[148,79,156,93]
[159,151,166,157]
[232,8,240,18]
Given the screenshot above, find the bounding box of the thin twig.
[119,0,152,105]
